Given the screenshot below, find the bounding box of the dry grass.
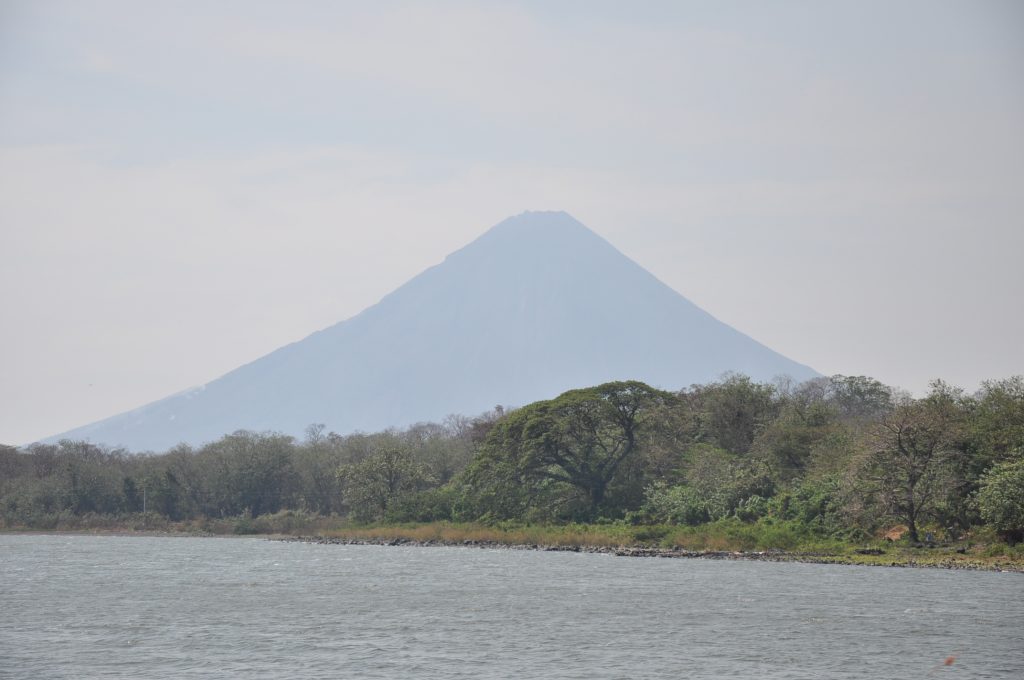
[320,522,634,548]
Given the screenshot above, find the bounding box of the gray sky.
[1,0,1022,445]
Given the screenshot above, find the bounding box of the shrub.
[977,458,1024,544]
[734,495,769,522]
[385,488,455,523]
[639,483,710,525]
[768,477,844,535]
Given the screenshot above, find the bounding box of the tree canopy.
[460,381,673,521]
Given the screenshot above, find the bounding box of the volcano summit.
[48,211,817,451]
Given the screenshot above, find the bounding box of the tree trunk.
[906,516,919,543]
[589,482,606,520]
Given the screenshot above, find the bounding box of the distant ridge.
[46,211,818,451]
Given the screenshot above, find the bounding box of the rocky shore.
[273,535,1023,572]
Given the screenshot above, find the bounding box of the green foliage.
[970,377,1024,466]
[196,431,298,517]
[630,524,670,543]
[859,386,966,542]
[825,375,893,421]
[663,517,840,552]
[734,495,769,522]
[459,381,673,521]
[685,444,772,514]
[685,374,778,454]
[3,374,1023,549]
[638,484,711,525]
[977,457,1024,543]
[291,425,345,515]
[338,445,432,522]
[385,487,456,523]
[143,469,186,520]
[638,444,774,525]
[752,397,838,483]
[767,476,847,536]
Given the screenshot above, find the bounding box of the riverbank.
[274,527,1024,572]
[4,516,1022,572]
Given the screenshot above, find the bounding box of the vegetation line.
[4,374,1023,569]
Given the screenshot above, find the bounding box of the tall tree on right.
[861,383,966,542]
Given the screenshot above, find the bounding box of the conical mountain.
[47,211,817,451]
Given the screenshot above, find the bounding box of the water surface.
[1,535,1022,678]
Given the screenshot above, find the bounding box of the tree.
[337,445,431,522]
[463,381,673,520]
[404,419,476,485]
[943,376,1024,529]
[862,387,964,542]
[144,469,186,519]
[54,441,126,515]
[977,457,1024,544]
[752,391,837,483]
[826,375,893,422]
[641,444,773,524]
[686,374,779,455]
[969,376,1024,468]
[198,432,297,517]
[292,424,345,514]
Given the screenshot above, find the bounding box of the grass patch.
[661,518,846,553]
[319,521,640,548]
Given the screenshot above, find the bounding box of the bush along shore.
[4,375,1023,571]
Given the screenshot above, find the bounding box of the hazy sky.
[1,1,1022,445]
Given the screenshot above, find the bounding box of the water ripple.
[1,535,1022,679]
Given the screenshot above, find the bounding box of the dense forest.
[2,374,1023,545]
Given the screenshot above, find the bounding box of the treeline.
[0,414,495,525]
[2,375,1022,544]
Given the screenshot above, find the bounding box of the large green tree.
[462,381,673,520]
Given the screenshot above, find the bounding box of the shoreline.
[4,527,1021,573]
[272,534,1024,573]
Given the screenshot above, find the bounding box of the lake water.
[1,535,1022,679]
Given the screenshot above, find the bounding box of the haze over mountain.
[46,211,817,451]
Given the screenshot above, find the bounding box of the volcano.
[48,211,817,450]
